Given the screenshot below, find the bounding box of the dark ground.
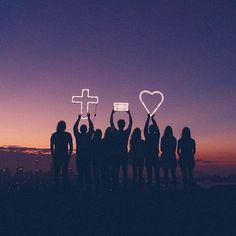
[0,184,235,236]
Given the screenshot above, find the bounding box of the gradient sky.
[0,0,236,161]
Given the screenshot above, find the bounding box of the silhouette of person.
[73,113,94,190]
[129,128,145,186]
[144,113,160,188]
[101,127,113,190]
[50,120,73,190]
[110,109,133,188]
[91,129,103,191]
[160,126,177,189]
[177,127,196,188]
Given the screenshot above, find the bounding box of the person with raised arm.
[50,120,73,190]
[144,113,160,188]
[110,109,133,189]
[73,113,94,191]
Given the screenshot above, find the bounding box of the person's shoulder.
[51,132,57,138]
[65,131,72,137]
[191,138,196,143]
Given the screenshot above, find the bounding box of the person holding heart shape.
[144,113,160,188]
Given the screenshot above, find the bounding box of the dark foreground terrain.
[0,184,235,236]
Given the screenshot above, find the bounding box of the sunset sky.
[0,1,236,161]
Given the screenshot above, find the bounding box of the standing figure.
[160,126,177,188]
[144,114,160,188]
[177,127,196,188]
[129,128,145,186]
[73,113,94,190]
[110,109,133,188]
[50,120,73,190]
[91,129,103,191]
[102,127,113,190]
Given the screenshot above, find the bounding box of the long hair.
[57,120,66,132]
[163,126,173,138]
[130,128,141,148]
[181,127,191,139]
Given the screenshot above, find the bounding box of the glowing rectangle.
[113,102,129,112]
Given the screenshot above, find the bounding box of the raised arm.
[126,110,133,132]
[144,113,150,139]
[151,115,160,137]
[73,114,81,136]
[87,113,94,136]
[110,109,115,129]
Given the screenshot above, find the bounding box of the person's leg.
[112,157,120,188]
[147,165,152,186]
[76,157,83,188]
[154,161,160,188]
[181,167,187,188]
[62,159,69,190]
[138,165,144,184]
[132,163,137,185]
[171,167,177,187]
[85,158,91,191]
[163,168,169,188]
[53,160,60,189]
[93,164,99,191]
[121,156,128,188]
[188,166,194,185]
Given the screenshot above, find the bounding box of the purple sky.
[0,0,236,160]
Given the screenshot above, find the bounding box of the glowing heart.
[139,90,164,116]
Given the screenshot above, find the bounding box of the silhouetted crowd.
[50,111,196,191]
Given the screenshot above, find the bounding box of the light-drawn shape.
[139,90,164,116]
[72,89,99,119]
[113,102,129,112]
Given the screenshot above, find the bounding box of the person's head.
[57,120,66,132]
[117,119,126,130]
[80,124,87,134]
[131,128,141,141]
[104,127,112,140]
[181,127,191,139]
[149,124,156,134]
[164,126,173,137]
[93,129,102,141]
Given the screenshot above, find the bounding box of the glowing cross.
[72,89,99,119]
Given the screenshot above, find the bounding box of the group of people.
[50,110,196,191]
